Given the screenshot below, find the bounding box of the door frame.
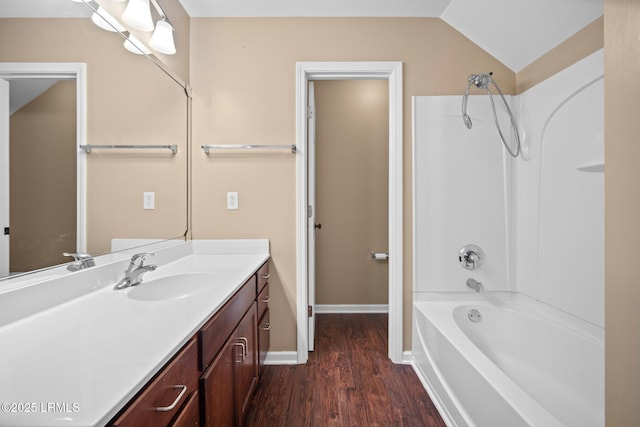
[0,62,88,257]
[295,61,403,364]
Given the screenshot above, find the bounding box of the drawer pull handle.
[238,337,248,356]
[259,296,271,303]
[155,385,187,412]
[234,342,246,362]
[260,273,271,279]
[261,322,271,331]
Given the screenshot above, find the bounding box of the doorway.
[312,79,390,314]
[295,62,403,364]
[0,63,87,277]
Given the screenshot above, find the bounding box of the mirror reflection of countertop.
[0,240,269,427]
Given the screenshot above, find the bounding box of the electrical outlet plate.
[143,192,155,210]
[227,192,239,210]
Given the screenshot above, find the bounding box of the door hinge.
[307,106,314,119]
[308,305,313,317]
[307,205,313,218]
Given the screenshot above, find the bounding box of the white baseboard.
[315,304,389,314]
[402,350,413,365]
[264,351,299,365]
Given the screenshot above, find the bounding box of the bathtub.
[412,293,604,427]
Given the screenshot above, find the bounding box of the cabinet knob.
[260,272,271,279]
[261,322,271,331]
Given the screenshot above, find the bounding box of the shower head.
[460,71,521,157]
[468,72,493,90]
[463,114,472,129]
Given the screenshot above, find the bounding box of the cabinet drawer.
[257,261,269,293]
[258,308,270,373]
[112,338,199,427]
[257,283,269,321]
[199,275,256,371]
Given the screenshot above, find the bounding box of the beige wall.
[516,16,603,93]
[314,80,389,305]
[0,18,188,259]
[190,18,515,352]
[604,0,640,424]
[9,81,76,272]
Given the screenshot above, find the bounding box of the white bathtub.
[412,293,604,427]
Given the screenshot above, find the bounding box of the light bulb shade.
[122,0,154,32]
[123,35,151,55]
[149,20,176,55]
[91,7,126,32]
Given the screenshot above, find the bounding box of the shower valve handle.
[459,245,484,270]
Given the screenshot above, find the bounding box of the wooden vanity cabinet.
[110,259,270,427]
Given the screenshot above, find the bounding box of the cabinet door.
[234,303,258,426]
[170,390,200,427]
[200,341,235,427]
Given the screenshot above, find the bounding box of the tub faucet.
[63,252,95,271]
[466,278,483,293]
[114,253,157,290]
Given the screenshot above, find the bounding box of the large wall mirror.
[0,0,189,279]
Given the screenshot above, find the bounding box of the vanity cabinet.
[108,259,270,427]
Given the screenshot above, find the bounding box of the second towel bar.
[202,144,297,155]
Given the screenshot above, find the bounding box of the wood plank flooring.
[243,314,446,427]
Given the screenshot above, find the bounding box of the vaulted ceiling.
[1,0,604,72]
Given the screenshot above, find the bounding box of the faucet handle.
[63,252,92,261]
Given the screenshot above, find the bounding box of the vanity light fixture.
[122,0,154,32]
[73,0,176,55]
[124,34,152,55]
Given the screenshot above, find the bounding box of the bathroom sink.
[127,273,222,301]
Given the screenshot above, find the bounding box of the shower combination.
[462,72,521,158]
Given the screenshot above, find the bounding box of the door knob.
[314,223,322,229]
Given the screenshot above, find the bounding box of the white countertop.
[0,240,269,427]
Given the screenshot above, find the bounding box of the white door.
[0,79,9,276]
[307,81,316,351]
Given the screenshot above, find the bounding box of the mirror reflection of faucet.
[466,278,483,293]
[63,252,95,271]
[114,253,157,290]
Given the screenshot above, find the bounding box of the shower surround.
[411,50,604,426]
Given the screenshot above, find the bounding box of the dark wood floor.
[243,313,446,427]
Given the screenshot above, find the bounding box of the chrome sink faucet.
[63,252,95,271]
[114,253,157,290]
[466,278,484,293]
